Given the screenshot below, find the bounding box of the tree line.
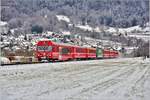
[1,0,149,33]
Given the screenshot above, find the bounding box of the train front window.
[37,46,52,51]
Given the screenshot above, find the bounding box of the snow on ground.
[0,21,8,26]
[105,27,117,33]
[76,25,101,33]
[128,34,150,42]
[106,25,150,35]
[0,57,10,64]
[0,58,150,100]
[85,37,122,49]
[106,25,145,34]
[118,26,142,33]
[61,31,71,35]
[56,15,70,23]
[105,25,150,41]
[76,25,93,32]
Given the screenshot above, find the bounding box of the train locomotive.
[35,40,119,61]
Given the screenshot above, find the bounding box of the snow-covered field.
[0,58,150,100]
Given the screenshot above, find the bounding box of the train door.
[58,46,62,60]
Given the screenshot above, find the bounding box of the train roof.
[37,40,96,49]
[55,42,96,49]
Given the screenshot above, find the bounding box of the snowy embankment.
[0,58,150,100]
[0,57,10,64]
[56,15,70,23]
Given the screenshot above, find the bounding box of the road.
[0,58,150,100]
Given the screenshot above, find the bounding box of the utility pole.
[149,38,150,58]
[148,2,150,58]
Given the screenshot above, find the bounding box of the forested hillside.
[1,0,149,33]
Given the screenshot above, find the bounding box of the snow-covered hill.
[56,15,149,41]
[1,15,149,57]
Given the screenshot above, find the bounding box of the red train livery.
[35,40,119,61]
[103,49,119,58]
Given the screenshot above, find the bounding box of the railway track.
[1,58,104,66]
[1,61,49,66]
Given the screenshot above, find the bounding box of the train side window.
[89,50,95,53]
[47,46,52,51]
[61,48,70,54]
[55,46,59,52]
[76,48,80,53]
[77,48,83,53]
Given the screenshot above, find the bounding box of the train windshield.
[37,46,52,51]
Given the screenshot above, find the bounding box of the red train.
[35,40,119,61]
